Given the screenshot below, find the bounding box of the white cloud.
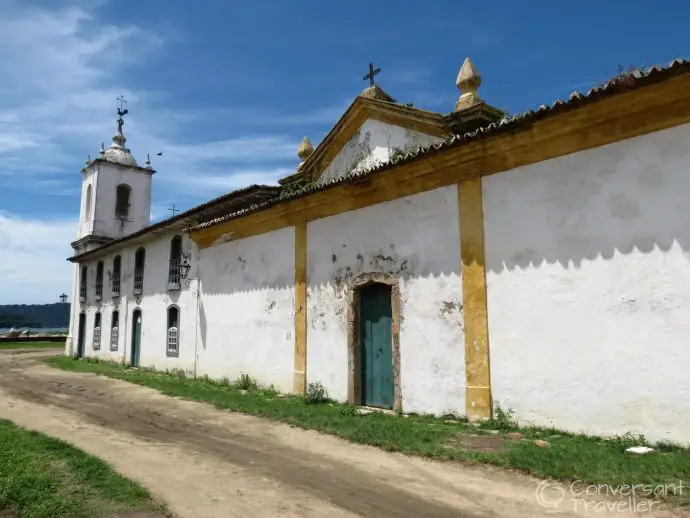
[149,167,288,217]
[0,1,313,194]
[0,1,348,304]
[0,2,161,183]
[171,168,288,191]
[163,136,297,163]
[0,212,75,304]
[233,100,352,127]
[0,2,276,304]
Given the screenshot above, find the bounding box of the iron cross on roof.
[169,204,180,217]
[363,63,381,87]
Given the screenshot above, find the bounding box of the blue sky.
[0,0,688,304]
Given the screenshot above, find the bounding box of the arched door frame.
[346,272,402,411]
[76,311,87,359]
[130,308,142,367]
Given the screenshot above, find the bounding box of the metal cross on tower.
[363,63,381,87]
[59,293,68,303]
[169,204,180,217]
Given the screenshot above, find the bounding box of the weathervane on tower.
[116,95,128,132]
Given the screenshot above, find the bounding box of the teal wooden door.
[360,283,394,408]
[76,313,86,358]
[131,310,142,367]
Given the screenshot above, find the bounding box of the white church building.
[67,57,690,445]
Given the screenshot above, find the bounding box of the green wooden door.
[360,283,394,408]
[131,310,142,367]
[76,313,86,358]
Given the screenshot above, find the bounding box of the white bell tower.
[73,97,155,255]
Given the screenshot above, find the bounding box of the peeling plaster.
[316,119,444,185]
[346,272,402,411]
[306,185,464,416]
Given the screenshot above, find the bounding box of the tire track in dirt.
[0,350,686,518]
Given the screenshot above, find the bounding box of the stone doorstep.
[357,406,396,416]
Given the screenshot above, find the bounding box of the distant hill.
[0,303,70,328]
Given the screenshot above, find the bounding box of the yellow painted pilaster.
[458,178,493,421]
[293,222,308,394]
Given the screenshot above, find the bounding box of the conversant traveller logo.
[535,479,685,514]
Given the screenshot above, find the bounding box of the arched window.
[167,306,179,357]
[84,185,92,221]
[93,312,102,350]
[110,310,119,351]
[133,247,145,294]
[168,235,183,287]
[79,266,87,301]
[95,261,104,299]
[115,184,131,218]
[112,255,121,296]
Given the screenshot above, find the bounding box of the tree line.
[0,304,70,328]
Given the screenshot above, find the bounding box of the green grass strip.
[46,356,690,507]
[0,418,168,517]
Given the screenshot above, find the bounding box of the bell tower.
[72,97,155,255]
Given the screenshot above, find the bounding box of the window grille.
[80,268,87,300]
[110,326,119,350]
[167,327,178,354]
[133,267,144,293]
[93,313,101,350]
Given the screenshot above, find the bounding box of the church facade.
[67,58,690,445]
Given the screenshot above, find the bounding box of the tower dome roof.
[102,116,137,166]
[103,146,138,167]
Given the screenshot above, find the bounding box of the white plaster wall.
[317,119,444,185]
[65,263,80,356]
[71,231,198,374]
[484,122,690,444]
[91,162,152,239]
[197,227,295,392]
[307,186,464,416]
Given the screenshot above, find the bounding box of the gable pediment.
[316,117,447,185]
[280,97,452,187]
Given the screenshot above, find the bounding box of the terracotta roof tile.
[190,59,690,233]
[67,184,280,262]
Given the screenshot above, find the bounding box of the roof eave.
[66,184,281,263]
[189,58,690,234]
[82,157,157,175]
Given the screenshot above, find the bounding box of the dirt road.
[0,349,686,518]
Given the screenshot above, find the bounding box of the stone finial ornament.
[297,136,314,162]
[455,57,482,111]
[112,119,127,148]
[99,142,106,156]
[144,153,152,169]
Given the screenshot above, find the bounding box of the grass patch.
[0,419,169,518]
[46,356,690,506]
[0,341,64,350]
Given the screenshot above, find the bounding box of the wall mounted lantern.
[180,259,192,280]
